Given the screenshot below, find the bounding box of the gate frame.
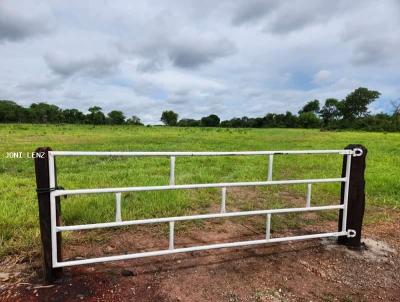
[34,146,366,283]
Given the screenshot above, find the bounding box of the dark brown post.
[34,147,62,283]
[338,144,367,248]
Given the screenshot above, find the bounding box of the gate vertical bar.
[170,156,175,185]
[115,193,122,222]
[267,155,273,181]
[338,145,367,248]
[306,184,312,207]
[34,147,62,283]
[266,213,271,240]
[221,187,226,213]
[169,221,175,250]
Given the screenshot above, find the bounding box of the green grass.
[0,124,399,257]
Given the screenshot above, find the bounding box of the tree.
[391,100,400,130]
[161,110,178,126]
[107,110,125,124]
[220,120,232,128]
[225,117,242,128]
[259,112,298,128]
[63,109,85,124]
[283,111,298,128]
[0,100,27,123]
[87,106,106,125]
[299,99,320,114]
[127,115,143,125]
[320,98,340,127]
[263,113,276,127]
[29,102,64,123]
[177,118,200,127]
[390,100,400,117]
[251,117,265,128]
[339,87,380,120]
[200,114,220,127]
[298,112,320,128]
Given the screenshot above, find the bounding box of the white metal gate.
[47,149,363,268]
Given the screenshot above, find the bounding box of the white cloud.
[313,70,332,85]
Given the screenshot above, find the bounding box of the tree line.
[0,102,143,125]
[161,87,400,132]
[1,87,399,131]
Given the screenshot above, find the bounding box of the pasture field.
[0,124,399,257]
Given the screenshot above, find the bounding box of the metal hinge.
[347,229,357,238]
[353,148,363,157]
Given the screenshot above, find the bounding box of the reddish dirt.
[1,217,399,302]
[1,189,399,301]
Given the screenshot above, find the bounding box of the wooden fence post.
[34,147,62,283]
[338,144,367,248]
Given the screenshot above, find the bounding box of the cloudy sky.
[1,0,399,123]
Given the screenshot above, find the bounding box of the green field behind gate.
[1,124,399,257]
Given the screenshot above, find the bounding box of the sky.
[0,0,399,124]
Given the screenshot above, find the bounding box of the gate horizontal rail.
[50,150,354,156]
[34,146,367,281]
[56,231,347,268]
[53,178,345,196]
[57,204,343,232]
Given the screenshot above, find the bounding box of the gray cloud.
[232,1,352,35]
[231,0,278,26]
[137,59,165,73]
[352,37,400,66]
[168,37,236,68]
[268,11,314,34]
[118,23,236,71]
[340,3,400,66]
[166,97,188,105]
[351,39,390,65]
[0,3,50,42]
[45,53,120,78]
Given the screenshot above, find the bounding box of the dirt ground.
[1,212,399,302]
